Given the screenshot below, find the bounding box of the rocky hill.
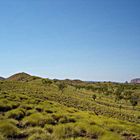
[7,72,42,82]
[7,72,31,81]
[131,78,140,84]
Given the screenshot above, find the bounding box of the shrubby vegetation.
[0,73,140,139]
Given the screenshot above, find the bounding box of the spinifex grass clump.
[0,120,20,138]
[0,99,19,112]
[22,113,47,127]
[0,134,5,140]
[28,133,52,140]
[59,115,76,124]
[6,108,25,120]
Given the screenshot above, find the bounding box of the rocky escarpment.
[131,78,140,84]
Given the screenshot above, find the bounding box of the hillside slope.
[0,73,140,140]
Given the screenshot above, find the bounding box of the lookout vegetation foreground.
[0,72,140,140]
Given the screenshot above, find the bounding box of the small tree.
[92,94,97,101]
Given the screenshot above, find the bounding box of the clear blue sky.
[0,0,140,82]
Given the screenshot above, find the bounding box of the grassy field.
[0,73,140,140]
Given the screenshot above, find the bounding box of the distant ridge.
[0,77,5,80]
[131,78,140,84]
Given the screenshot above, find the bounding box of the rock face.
[131,78,140,84]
